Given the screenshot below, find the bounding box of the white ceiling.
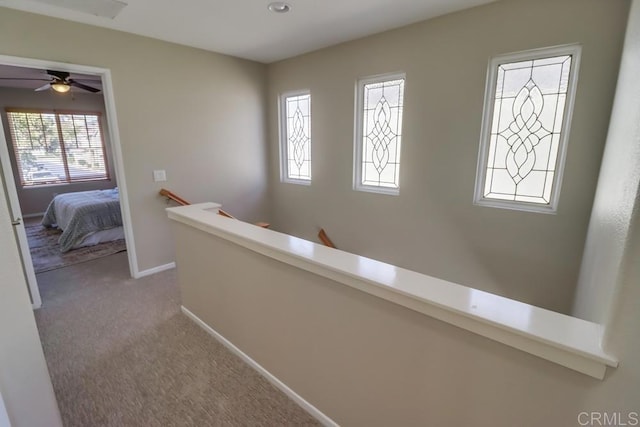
[0,0,494,63]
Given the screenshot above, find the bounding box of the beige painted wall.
[0,160,61,425]
[0,87,117,215]
[266,0,629,314]
[0,8,269,272]
[572,0,640,324]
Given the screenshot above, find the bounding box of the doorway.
[0,54,137,308]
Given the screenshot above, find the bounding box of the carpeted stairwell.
[34,252,320,426]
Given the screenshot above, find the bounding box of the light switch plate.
[153,170,167,182]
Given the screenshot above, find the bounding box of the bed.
[41,188,124,252]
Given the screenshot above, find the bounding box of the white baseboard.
[135,262,176,278]
[23,212,45,219]
[181,306,339,427]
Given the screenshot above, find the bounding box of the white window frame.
[473,44,582,214]
[6,109,110,188]
[353,72,406,196]
[279,89,312,185]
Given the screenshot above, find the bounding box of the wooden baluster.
[318,228,336,249]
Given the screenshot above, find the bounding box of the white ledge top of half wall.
[167,202,618,379]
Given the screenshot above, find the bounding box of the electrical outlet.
[153,170,167,182]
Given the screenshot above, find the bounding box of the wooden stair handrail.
[159,188,190,206]
[318,228,336,249]
[160,188,270,228]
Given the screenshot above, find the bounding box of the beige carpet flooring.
[34,252,320,426]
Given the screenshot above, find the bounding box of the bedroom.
[0,0,639,425]
[0,65,126,295]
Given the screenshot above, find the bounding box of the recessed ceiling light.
[268,2,291,13]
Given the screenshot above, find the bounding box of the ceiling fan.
[0,69,101,93]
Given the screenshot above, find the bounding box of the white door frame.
[0,115,41,308]
[0,54,139,297]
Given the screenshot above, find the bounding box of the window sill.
[281,178,311,186]
[21,179,112,190]
[354,184,399,196]
[473,197,558,214]
[167,202,618,380]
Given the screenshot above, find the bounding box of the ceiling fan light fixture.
[51,82,71,93]
[268,2,290,13]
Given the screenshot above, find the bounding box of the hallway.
[34,253,319,426]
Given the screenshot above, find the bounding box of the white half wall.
[170,213,640,426]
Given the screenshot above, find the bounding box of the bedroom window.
[279,90,311,184]
[354,73,405,195]
[6,109,109,187]
[474,45,581,213]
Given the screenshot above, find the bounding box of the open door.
[0,117,42,309]
[0,389,10,427]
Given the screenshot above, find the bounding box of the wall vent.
[29,0,128,19]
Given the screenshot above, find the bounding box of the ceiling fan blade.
[34,83,51,92]
[69,80,101,93]
[72,78,102,83]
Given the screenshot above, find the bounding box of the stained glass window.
[355,74,405,194]
[475,46,581,212]
[280,91,311,183]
